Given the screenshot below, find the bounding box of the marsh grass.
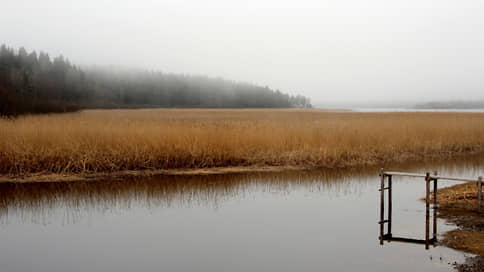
[2,109,484,176]
[434,182,484,257]
[432,182,483,211]
[442,230,484,256]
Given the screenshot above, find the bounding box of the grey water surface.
[0,158,482,272]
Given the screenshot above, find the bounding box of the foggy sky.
[2,0,484,106]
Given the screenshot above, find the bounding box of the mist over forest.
[415,100,484,109]
[0,45,311,115]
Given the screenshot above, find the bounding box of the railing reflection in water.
[379,170,438,250]
[379,201,438,249]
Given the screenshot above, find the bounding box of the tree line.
[0,44,311,116]
[415,100,484,109]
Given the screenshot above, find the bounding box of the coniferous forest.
[0,45,311,116]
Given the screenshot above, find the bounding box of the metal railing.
[378,169,483,249]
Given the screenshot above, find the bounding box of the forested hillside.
[0,45,311,115]
[416,100,484,109]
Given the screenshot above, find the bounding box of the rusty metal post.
[433,171,438,242]
[433,171,438,208]
[380,168,385,245]
[425,172,430,250]
[387,175,392,236]
[478,176,482,214]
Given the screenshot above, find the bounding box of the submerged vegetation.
[2,109,484,178]
[0,44,311,116]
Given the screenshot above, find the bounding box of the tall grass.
[1,109,484,176]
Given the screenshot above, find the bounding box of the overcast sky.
[2,0,484,106]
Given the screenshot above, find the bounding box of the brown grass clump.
[434,182,484,212]
[2,109,484,177]
[441,230,484,256]
[433,182,484,260]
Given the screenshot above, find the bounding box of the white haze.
[1,0,484,106]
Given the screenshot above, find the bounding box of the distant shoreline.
[416,101,484,110]
[348,107,484,113]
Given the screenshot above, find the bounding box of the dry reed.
[435,182,484,257]
[1,109,484,176]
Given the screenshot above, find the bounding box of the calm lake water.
[0,158,482,272]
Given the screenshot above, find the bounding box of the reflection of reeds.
[2,109,484,176]
[2,156,483,224]
[0,169,372,224]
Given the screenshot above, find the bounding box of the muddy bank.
[433,182,484,271]
[0,165,312,183]
[454,256,484,272]
[5,151,484,184]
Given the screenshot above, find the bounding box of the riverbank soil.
[0,165,312,183]
[433,182,484,271]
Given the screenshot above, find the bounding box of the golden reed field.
[1,109,484,177]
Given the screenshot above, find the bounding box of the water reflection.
[1,157,483,272]
[379,195,438,249]
[377,154,484,254]
[1,154,483,225]
[0,168,374,224]
[379,171,439,249]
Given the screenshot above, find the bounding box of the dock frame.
[379,169,482,249]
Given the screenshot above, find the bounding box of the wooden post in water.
[380,168,385,245]
[388,175,392,237]
[425,172,430,250]
[433,171,438,207]
[378,169,484,248]
[478,176,482,214]
[432,171,438,243]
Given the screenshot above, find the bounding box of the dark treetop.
[0,44,311,116]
